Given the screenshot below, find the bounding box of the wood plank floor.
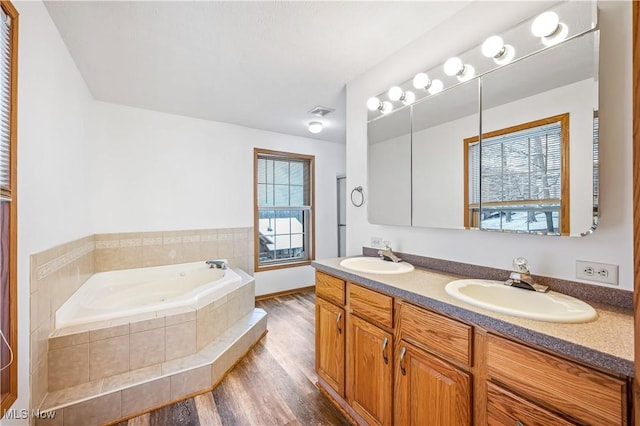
[114,291,349,426]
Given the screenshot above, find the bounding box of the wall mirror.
[367,106,412,226]
[366,1,599,236]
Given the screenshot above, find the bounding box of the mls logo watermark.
[3,409,57,420]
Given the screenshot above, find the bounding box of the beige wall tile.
[48,344,89,391]
[130,328,165,370]
[49,331,89,351]
[129,316,164,333]
[116,246,143,270]
[34,411,63,426]
[121,377,170,417]
[217,239,233,259]
[95,248,119,272]
[90,323,129,342]
[63,391,121,426]
[165,321,196,361]
[32,356,48,410]
[196,303,228,351]
[164,309,196,326]
[199,241,218,261]
[41,379,103,409]
[101,364,162,393]
[89,335,129,381]
[37,282,51,330]
[31,289,39,333]
[170,365,212,400]
[182,242,201,263]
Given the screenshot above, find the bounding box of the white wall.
[346,1,633,290]
[5,1,95,423]
[89,101,346,295]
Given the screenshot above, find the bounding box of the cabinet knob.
[382,337,389,364]
[336,312,342,334]
[399,346,407,375]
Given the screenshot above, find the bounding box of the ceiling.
[44,1,471,144]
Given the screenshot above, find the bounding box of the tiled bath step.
[36,308,267,426]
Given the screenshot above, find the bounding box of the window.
[464,113,569,235]
[254,149,314,271]
[0,0,18,413]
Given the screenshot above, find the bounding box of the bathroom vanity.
[312,258,633,426]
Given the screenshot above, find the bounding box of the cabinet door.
[347,315,393,426]
[316,298,345,396]
[395,341,471,426]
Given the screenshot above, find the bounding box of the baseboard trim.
[255,285,315,301]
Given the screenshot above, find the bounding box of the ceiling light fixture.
[443,57,475,82]
[481,35,515,65]
[412,73,444,95]
[308,121,323,134]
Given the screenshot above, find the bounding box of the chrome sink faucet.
[505,257,548,293]
[378,241,402,263]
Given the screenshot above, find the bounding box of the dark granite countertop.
[312,257,634,377]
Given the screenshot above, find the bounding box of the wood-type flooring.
[113,291,349,426]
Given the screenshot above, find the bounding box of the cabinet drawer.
[397,301,471,366]
[487,383,576,426]
[316,271,345,306]
[487,334,627,426]
[349,284,393,328]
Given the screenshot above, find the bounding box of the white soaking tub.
[55,260,241,329]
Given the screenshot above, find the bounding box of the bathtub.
[55,261,242,329]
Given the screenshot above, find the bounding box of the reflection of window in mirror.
[464,113,569,235]
[593,111,599,217]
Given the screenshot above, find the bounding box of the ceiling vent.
[309,106,335,117]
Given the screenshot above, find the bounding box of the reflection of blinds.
[0,9,11,200]
[470,121,562,204]
[593,113,599,201]
[468,142,480,204]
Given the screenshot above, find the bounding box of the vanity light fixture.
[307,121,323,134]
[531,11,568,46]
[481,35,515,65]
[388,86,416,105]
[412,73,444,95]
[367,96,394,114]
[443,57,475,82]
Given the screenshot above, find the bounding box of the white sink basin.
[445,279,597,323]
[340,257,414,274]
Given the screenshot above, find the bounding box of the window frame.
[463,113,570,235]
[253,148,315,272]
[0,0,18,413]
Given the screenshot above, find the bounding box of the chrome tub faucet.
[205,260,227,269]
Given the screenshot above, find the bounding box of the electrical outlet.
[370,236,384,248]
[575,260,618,285]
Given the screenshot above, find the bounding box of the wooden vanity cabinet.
[347,284,394,426]
[395,301,473,426]
[315,272,346,397]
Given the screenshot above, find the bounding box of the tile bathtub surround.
[94,227,254,274]
[31,235,96,411]
[361,247,634,310]
[46,277,255,395]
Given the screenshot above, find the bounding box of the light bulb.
[457,64,475,82]
[367,97,381,111]
[402,90,416,106]
[531,11,560,38]
[308,121,323,134]
[381,101,393,114]
[413,73,430,90]
[542,22,569,46]
[482,35,505,58]
[388,86,403,101]
[428,79,443,95]
[444,57,464,76]
[494,44,515,65]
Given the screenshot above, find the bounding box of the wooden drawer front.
[349,284,393,328]
[487,334,627,426]
[397,302,471,366]
[316,271,345,306]
[487,383,577,426]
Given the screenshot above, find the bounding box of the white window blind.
[0,9,12,201]
[469,120,562,205]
